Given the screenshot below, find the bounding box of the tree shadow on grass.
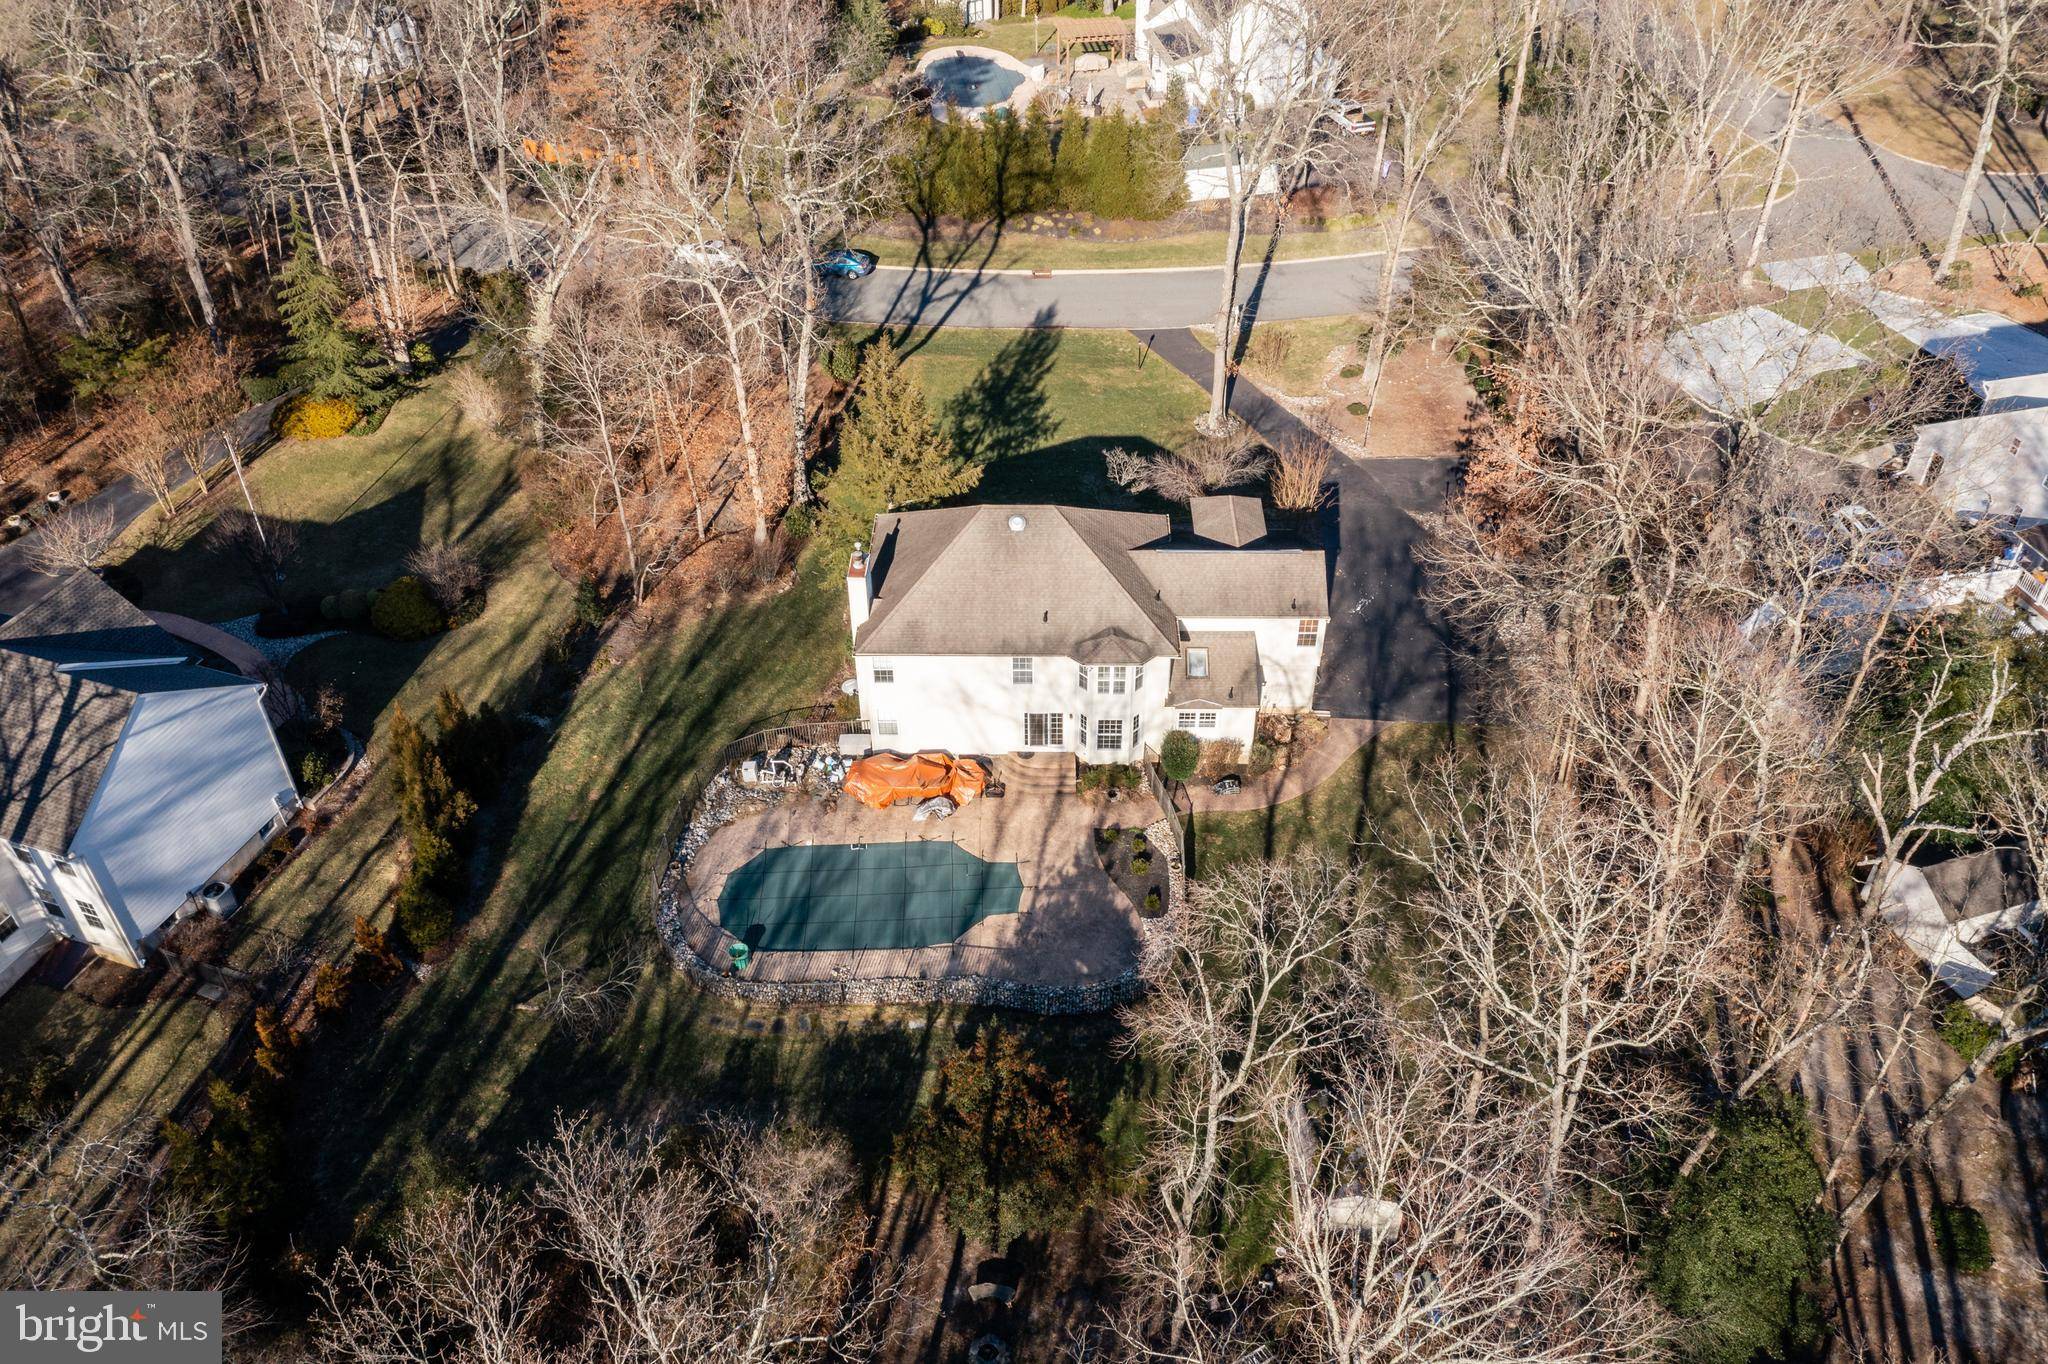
[944,313,1062,467]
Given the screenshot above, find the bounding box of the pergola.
[1049,16,1134,66]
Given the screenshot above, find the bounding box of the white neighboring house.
[1134,0,1320,108]
[1873,848,2040,1023]
[1906,407,2048,526]
[845,498,1328,760]
[0,572,299,995]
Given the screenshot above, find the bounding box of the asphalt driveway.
[1136,329,1463,725]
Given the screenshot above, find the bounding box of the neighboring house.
[0,572,299,993]
[845,497,1328,759]
[1874,847,2040,1022]
[1134,0,1321,108]
[1906,407,2048,526]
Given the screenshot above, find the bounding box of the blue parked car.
[815,248,878,279]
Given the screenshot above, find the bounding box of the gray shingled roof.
[858,505,1178,657]
[1131,548,1328,619]
[0,572,254,853]
[1190,495,1267,548]
[1922,848,2035,925]
[856,505,1328,659]
[1167,631,1260,706]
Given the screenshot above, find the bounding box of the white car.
[1327,101,1376,136]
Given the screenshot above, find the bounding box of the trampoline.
[718,842,1024,953]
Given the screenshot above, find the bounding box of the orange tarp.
[843,752,990,811]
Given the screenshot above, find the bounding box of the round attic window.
[1007,514,1028,532]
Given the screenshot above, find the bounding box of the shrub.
[1159,729,1200,784]
[899,1032,1091,1243]
[1077,762,1140,793]
[1939,259,1975,291]
[165,1078,288,1237]
[1270,434,1331,512]
[331,587,372,623]
[1346,401,1369,417]
[1132,832,1147,852]
[1338,363,1364,379]
[1648,1089,1834,1364]
[311,961,353,1017]
[1247,741,1275,776]
[782,502,817,542]
[0,1054,71,1138]
[59,319,171,405]
[252,833,296,878]
[395,878,454,951]
[299,750,335,791]
[1131,854,1150,875]
[1144,888,1161,912]
[272,394,360,441]
[371,575,446,640]
[405,540,485,614]
[2017,281,2045,300]
[1937,1000,2022,1078]
[574,576,608,627]
[824,335,863,384]
[1932,1202,1993,1273]
[446,361,511,429]
[352,915,402,982]
[241,373,290,405]
[1096,826,1119,847]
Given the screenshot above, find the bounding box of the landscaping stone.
[216,614,346,666]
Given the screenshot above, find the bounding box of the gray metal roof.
[1167,631,1260,706]
[0,572,254,853]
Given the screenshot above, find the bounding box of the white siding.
[69,687,296,943]
[1145,706,1257,750]
[857,653,1169,758]
[0,859,58,997]
[4,842,134,964]
[1176,615,1326,709]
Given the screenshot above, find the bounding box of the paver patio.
[678,756,1159,987]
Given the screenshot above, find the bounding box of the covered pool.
[718,841,1024,953]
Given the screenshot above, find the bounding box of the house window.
[1096,665,1127,695]
[1173,710,1218,731]
[1186,647,1209,679]
[1077,664,1089,691]
[1096,719,1124,751]
[1135,664,1145,689]
[0,913,15,944]
[75,902,106,933]
[1078,714,1090,747]
[873,667,895,684]
[1024,713,1064,747]
[1197,712,1217,729]
[876,717,899,737]
[1012,656,1032,684]
[1297,618,1320,647]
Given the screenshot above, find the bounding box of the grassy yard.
[1192,723,1455,874]
[855,214,1402,273]
[279,542,1150,1245]
[1190,315,1365,394]
[884,325,1209,503]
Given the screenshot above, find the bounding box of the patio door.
[1023,713,1065,748]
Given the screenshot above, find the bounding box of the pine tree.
[276,214,386,400]
[822,338,980,544]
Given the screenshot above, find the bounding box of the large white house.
[0,572,299,995]
[1134,0,1320,108]
[845,498,1328,759]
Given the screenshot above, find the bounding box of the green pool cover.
[718,841,1024,952]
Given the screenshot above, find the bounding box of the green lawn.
[1192,723,1455,874]
[1191,315,1365,394]
[1767,288,1917,364]
[884,326,1208,504]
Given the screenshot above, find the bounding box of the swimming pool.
[922,51,1026,109]
[718,841,1023,952]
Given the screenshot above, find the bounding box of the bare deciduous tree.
[1923,0,2048,281]
[207,505,299,609]
[26,502,118,575]
[1105,429,1268,504]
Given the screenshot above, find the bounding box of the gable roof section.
[0,572,256,853]
[1167,631,1259,706]
[858,505,1177,658]
[1190,495,1267,548]
[1131,548,1328,619]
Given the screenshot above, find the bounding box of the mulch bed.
[1094,825,1168,918]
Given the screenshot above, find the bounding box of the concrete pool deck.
[678,754,1157,988]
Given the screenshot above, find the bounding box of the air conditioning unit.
[199,881,239,919]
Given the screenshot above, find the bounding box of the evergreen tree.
[822,338,979,543]
[276,214,386,400]
[839,0,896,83]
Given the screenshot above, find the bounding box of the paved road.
[0,397,287,618]
[1140,328,1464,725]
[831,248,1410,330]
[829,90,2046,331]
